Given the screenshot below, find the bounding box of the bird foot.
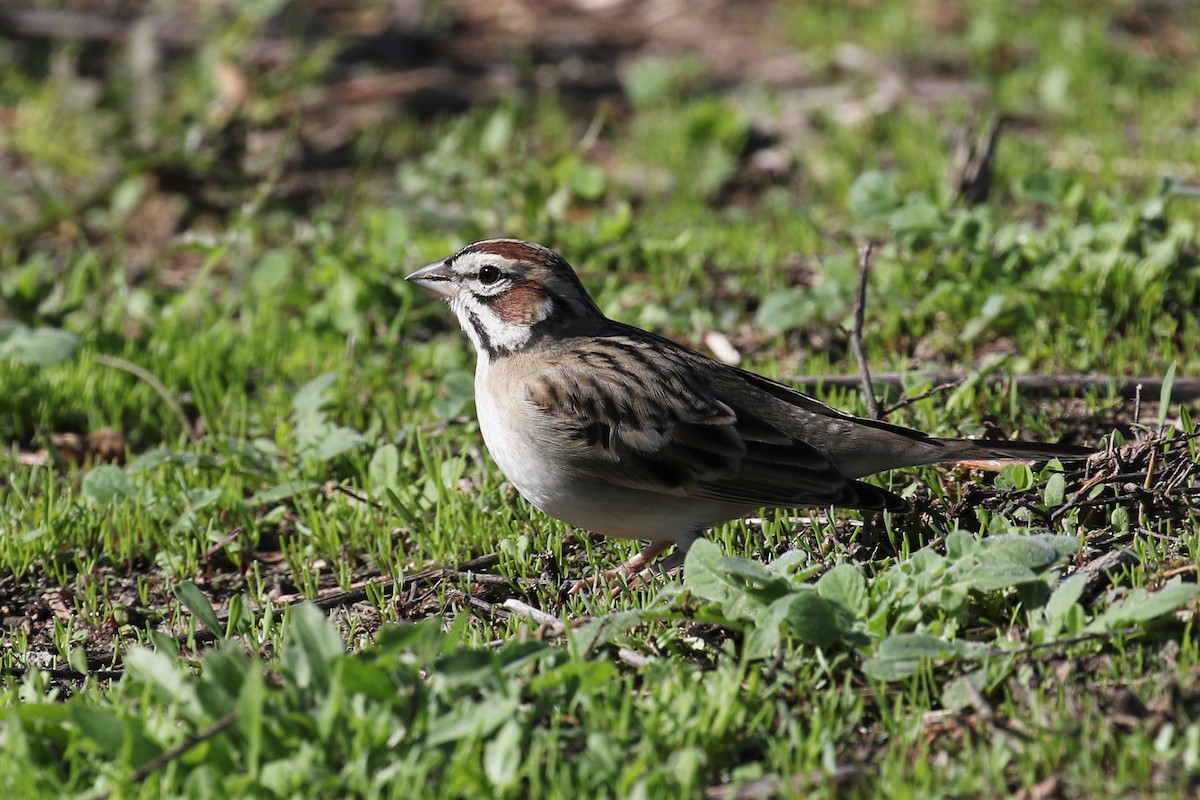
[569,539,675,596]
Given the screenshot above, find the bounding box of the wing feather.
[523,335,903,511]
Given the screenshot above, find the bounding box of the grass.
[1,1,1198,797]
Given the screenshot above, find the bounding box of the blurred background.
[2,0,1198,449]
[5,1,1197,254]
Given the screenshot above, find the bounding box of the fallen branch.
[122,711,240,796]
[787,372,1200,401]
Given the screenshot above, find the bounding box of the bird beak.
[405,259,458,298]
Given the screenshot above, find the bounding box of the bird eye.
[477,265,502,285]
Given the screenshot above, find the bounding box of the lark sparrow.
[406,239,1093,586]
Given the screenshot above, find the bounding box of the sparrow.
[406,239,1093,587]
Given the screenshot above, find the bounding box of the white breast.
[474,358,746,545]
[475,357,568,511]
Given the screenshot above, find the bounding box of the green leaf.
[293,373,337,420]
[960,293,1009,344]
[754,288,813,334]
[174,581,223,639]
[766,550,809,576]
[817,564,866,615]
[783,590,843,647]
[684,539,736,603]
[0,320,22,347]
[368,443,400,490]
[314,425,366,462]
[1158,361,1176,427]
[848,170,899,220]
[376,618,447,661]
[483,719,523,791]
[962,563,1039,591]
[480,107,514,156]
[861,657,920,681]
[878,632,956,660]
[1111,506,1131,532]
[496,639,553,671]
[432,650,496,688]
[14,703,71,727]
[110,174,146,217]
[994,462,1034,491]
[251,249,294,294]
[196,650,246,718]
[1043,472,1066,507]
[570,166,606,200]
[944,530,977,560]
[888,197,942,234]
[71,706,122,756]
[224,593,246,637]
[239,668,265,775]
[980,536,1061,569]
[716,555,776,585]
[72,707,161,767]
[940,669,990,711]
[747,596,795,660]
[1046,574,1088,621]
[0,323,79,366]
[81,465,137,503]
[383,487,423,529]
[1131,583,1199,621]
[744,622,782,662]
[571,610,646,656]
[624,59,678,106]
[338,658,398,702]
[246,481,319,507]
[282,604,344,694]
[125,648,201,719]
[67,647,88,674]
[1025,533,1080,559]
[1086,584,1199,632]
[528,658,617,695]
[433,370,476,419]
[126,448,203,472]
[427,697,519,746]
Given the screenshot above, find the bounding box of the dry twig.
[850,243,882,420]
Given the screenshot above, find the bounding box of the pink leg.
[569,539,674,595]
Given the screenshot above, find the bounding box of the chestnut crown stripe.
[455,239,604,321]
[460,239,553,263]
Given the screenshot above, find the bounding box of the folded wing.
[524,335,906,512]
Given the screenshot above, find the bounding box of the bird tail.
[929,437,1096,464]
[841,437,1094,514]
[833,431,1095,480]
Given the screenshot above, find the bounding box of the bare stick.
[787,372,1200,401]
[89,711,240,798]
[502,598,565,635]
[851,244,883,420]
[331,483,386,510]
[883,380,963,416]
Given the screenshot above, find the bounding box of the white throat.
[448,295,548,361]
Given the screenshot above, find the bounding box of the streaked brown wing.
[523,335,900,511]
